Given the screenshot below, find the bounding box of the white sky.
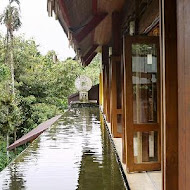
[0,0,75,60]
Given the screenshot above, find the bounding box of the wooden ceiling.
[64,0,92,28]
[94,0,125,45]
[54,0,125,65]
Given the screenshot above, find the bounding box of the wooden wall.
[120,0,190,189]
[177,0,190,189]
[122,0,159,35]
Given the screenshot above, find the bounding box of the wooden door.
[124,36,161,172]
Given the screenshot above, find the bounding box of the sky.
[0,0,75,60]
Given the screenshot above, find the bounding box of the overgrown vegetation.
[0,2,100,170]
[0,34,100,171]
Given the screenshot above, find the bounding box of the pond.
[0,108,126,190]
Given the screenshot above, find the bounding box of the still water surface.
[0,108,126,190]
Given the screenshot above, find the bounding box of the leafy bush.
[0,35,100,171]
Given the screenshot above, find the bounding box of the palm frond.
[0,5,22,33]
[9,0,20,6]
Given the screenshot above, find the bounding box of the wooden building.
[47,0,190,189]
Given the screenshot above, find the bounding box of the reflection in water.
[0,108,126,190]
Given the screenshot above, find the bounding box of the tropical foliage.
[0,34,100,171]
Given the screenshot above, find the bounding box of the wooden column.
[177,0,190,189]
[110,11,122,138]
[103,46,110,123]
[102,67,106,112]
[110,56,121,137]
[99,72,103,106]
[102,46,109,115]
[160,0,178,189]
[121,42,126,163]
[106,61,111,123]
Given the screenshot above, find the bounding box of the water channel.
[0,108,126,190]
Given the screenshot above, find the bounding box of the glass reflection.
[132,44,158,124]
[0,108,125,190]
[133,131,158,163]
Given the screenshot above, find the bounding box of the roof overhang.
[47,0,125,66]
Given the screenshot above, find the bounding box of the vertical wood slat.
[160,0,178,189]
[110,56,117,136]
[102,68,106,112]
[106,59,111,123]
[99,72,103,106]
[125,37,134,172]
[104,69,107,113]
[177,0,190,189]
[121,41,126,163]
[142,132,149,162]
[102,46,109,115]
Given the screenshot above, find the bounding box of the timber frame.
[124,36,161,172]
[48,0,190,189]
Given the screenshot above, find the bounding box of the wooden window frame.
[124,35,161,172]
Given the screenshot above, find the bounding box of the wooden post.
[107,58,111,123]
[99,72,103,106]
[102,46,109,115]
[110,11,122,138]
[103,46,111,123]
[106,57,111,123]
[160,0,178,189]
[121,45,126,163]
[177,0,190,189]
[102,67,106,112]
[110,56,121,137]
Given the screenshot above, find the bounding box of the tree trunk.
[6,133,9,162]
[10,37,15,97]
[14,128,17,152]
[10,57,15,96]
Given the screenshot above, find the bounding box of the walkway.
[104,120,162,190]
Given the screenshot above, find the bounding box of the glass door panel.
[125,36,161,172]
[132,44,158,124]
[133,131,158,164]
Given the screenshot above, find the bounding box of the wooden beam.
[84,52,97,66]
[102,46,109,67]
[74,13,108,43]
[138,0,159,34]
[82,45,98,63]
[92,0,98,14]
[112,12,121,56]
[91,0,98,43]
[160,0,178,189]
[58,0,71,27]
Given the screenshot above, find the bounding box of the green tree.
[0,34,100,171]
[0,0,22,96]
[0,0,22,154]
